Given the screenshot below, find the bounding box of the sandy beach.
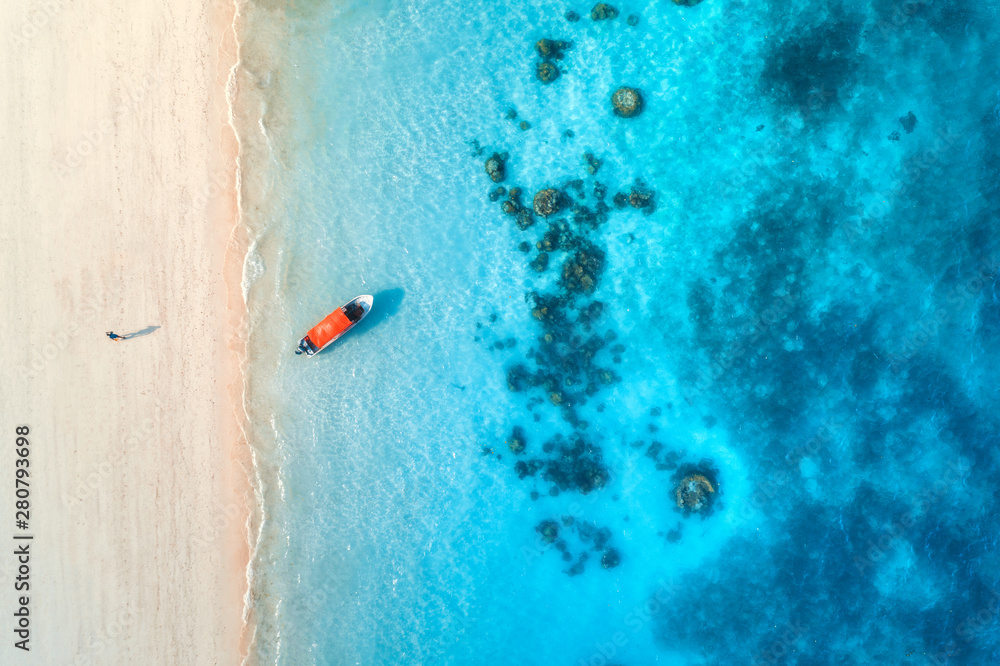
[0,0,248,663]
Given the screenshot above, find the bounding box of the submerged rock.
[612,87,643,117]
[592,526,612,550]
[531,252,550,272]
[515,459,543,479]
[565,10,580,22]
[626,14,640,26]
[900,111,917,134]
[533,188,565,217]
[590,3,619,20]
[519,120,531,131]
[515,209,535,230]
[537,519,560,543]
[508,426,526,454]
[542,436,609,494]
[536,223,566,252]
[506,363,531,391]
[577,300,604,328]
[502,188,536,230]
[536,60,560,84]
[601,548,621,569]
[672,0,704,5]
[485,153,507,183]
[628,186,655,213]
[583,152,602,175]
[674,473,716,514]
[561,244,605,293]
[536,38,571,60]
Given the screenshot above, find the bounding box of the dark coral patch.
[760,19,862,115]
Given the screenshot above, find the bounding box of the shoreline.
[222,1,258,661]
[0,0,251,663]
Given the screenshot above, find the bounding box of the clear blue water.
[241,0,1000,663]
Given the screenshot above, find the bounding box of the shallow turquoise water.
[242,0,1000,663]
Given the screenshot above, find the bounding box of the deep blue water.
[241,0,1000,663]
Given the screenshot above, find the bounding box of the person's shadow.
[122,325,161,340]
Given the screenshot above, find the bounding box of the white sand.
[0,0,249,662]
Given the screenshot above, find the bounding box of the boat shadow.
[352,288,404,338]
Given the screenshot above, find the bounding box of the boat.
[295,295,373,356]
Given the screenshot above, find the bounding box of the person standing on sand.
[105,331,125,342]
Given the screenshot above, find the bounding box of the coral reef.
[583,153,602,175]
[590,3,619,20]
[628,184,656,214]
[536,519,560,543]
[543,436,609,494]
[560,244,605,293]
[612,87,644,117]
[501,188,536,229]
[531,252,549,272]
[536,38,571,59]
[533,188,565,217]
[536,61,560,84]
[675,473,716,514]
[508,426,526,454]
[899,111,917,134]
[485,152,506,183]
